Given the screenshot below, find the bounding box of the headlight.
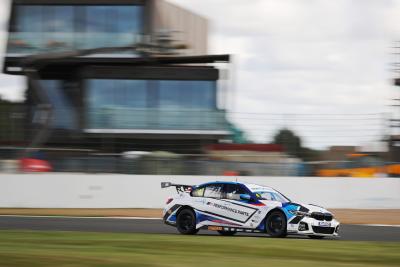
[289,210,310,216]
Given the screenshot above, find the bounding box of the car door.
[221,183,260,227]
[190,183,233,227]
[191,183,258,227]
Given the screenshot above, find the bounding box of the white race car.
[162,181,340,238]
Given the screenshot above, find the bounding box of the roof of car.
[197,181,240,187]
[197,181,276,192]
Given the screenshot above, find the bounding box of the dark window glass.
[204,184,223,199]
[83,5,143,49]
[86,6,142,33]
[87,79,147,108]
[86,79,147,129]
[84,79,222,130]
[18,5,42,32]
[10,5,143,54]
[43,6,74,33]
[225,184,247,200]
[159,80,216,109]
[86,6,112,33]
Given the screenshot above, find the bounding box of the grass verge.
[0,230,399,267]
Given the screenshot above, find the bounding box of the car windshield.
[253,191,290,203]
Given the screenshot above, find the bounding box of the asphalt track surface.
[0,216,399,242]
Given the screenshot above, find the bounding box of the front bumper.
[288,217,340,237]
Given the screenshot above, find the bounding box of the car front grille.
[310,212,333,221]
[312,226,335,234]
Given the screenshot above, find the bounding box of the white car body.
[162,181,340,238]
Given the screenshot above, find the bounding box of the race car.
[161,181,340,238]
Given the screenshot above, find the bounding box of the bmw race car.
[161,181,340,238]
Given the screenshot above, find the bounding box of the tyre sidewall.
[266,210,287,238]
[177,208,198,235]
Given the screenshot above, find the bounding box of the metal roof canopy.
[4,54,230,75]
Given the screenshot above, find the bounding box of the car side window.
[225,184,247,200]
[191,186,205,197]
[264,192,275,201]
[204,184,223,199]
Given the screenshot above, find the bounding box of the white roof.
[243,183,277,193]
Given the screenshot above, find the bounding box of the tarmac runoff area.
[0,215,399,241]
[0,208,399,242]
[0,208,399,225]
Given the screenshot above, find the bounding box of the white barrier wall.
[0,173,399,209]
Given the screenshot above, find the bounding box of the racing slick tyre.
[265,210,287,238]
[308,235,324,239]
[176,208,199,235]
[217,230,237,236]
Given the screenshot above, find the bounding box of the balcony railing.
[7,32,142,55]
[85,108,229,132]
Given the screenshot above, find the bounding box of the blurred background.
[1,0,400,178]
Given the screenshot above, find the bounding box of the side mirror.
[240,194,252,201]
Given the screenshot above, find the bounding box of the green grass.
[0,231,399,267]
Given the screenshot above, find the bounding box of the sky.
[1,0,400,149]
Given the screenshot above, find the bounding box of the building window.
[84,6,143,49]
[87,79,147,109]
[159,80,216,110]
[9,4,144,55]
[85,79,221,130]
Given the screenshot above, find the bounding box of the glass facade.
[85,79,227,131]
[8,5,144,55]
[159,80,215,109]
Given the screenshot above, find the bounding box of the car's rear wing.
[161,182,194,193]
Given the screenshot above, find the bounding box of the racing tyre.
[176,209,199,235]
[217,230,237,236]
[308,235,324,239]
[265,210,287,238]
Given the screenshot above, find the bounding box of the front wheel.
[265,211,287,238]
[176,208,198,235]
[217,230,236,236]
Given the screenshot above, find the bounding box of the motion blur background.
[1,0,400,178]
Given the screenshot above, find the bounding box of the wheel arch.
[265,207,287,220]
[264,207,288,238]
[176,205,196,218]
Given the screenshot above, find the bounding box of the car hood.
[268,201,332,214]
[257,200,332,214]
[300,203,331,213]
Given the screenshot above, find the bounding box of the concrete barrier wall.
[0,173,399,209]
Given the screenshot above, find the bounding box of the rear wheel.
[265,210,287,238]
[176,209,198,235]
[217,230,236,236]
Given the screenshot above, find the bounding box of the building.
[3,0,231,153]
[206,144,289,163]
[204,143,303,176]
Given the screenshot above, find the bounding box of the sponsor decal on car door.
[204,199,258,224]
[197,184,257,224]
